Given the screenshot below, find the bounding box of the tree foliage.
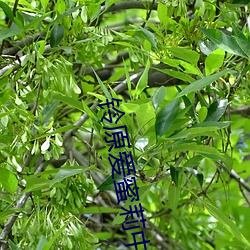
[1,0,250,249]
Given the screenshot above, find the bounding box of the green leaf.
[123,60,132,94]
[50,166,85,186]
[198,106,208,122]
[53,92,84,112]
[194,121,231,129]
[185,167,204,187]
[50,24,64,47]
[157,1,168,24]
[40,0,49,9]
[94,70,112,100]
[230,24,250,58]
[170,143,229,165]
[205,99,228,122]
[178,61,203,76]
[97,173,124,191]
[234,35,250,58]
[151,86,166,111]
[138,27,157,48]
[81,100,98,120]
[120,102,140,114]
[168,47,200,65]
[0,209,23,223]
[0,25,23,42]
[170,126,220,139]
[205,49,225,75]
[0,168,18,194]
[183,155,204,168]
[41,100,60,125]
[54,166,85,181]
[231,24,247,40]
[134,59,151,98]
[200,28,247,58]
[9,241,22,250]
[156,67,195,83]
[42,223,69,250]
[155,99,179,137]
[36,236,48,250]
[168,182,180,210]
[178,91,195,119]
[80,206,120,214]
[199,39,218,55]
[0,2,14,21]
[170,165,181,186]
[203,201,250,248]
[24,177,51,192]
[177,69,231,98]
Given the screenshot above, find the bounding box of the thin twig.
[141,0,156,28]
[239,183,250,206]
[0,45,51,78]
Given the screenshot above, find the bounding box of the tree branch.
[2,32,46,56]
[219,162,250,193]
[0,45,50,78]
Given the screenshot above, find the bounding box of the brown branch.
[0,45,51,78]
[2,32,46,56]
[230,106,250,118]
[219,162,250,193]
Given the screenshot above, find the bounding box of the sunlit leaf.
[80,206,120,214]
[177,70,231,97]
[42,223,69,250]
[134,59,151,98]
[0,168,18,194]
[51,166,86,186]
[0,1,14,21]
[36,236,48,250]
[94,70,112,100]
[205,49,225,75]
[168,47,200,65]
[151,86,166,111]
[168,182,180,210]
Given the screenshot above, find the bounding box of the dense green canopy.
[0,0,250,249]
